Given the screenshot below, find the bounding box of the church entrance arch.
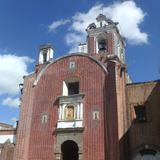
[61,140,79,160]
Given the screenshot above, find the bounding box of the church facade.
[13,14,160,160]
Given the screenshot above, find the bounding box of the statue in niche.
[65,105,74,120]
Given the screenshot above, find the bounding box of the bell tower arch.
[86,14,125,63]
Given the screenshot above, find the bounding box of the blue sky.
[0,0,159,125]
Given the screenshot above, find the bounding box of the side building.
[0,122,16,160]
[127,80,160,160]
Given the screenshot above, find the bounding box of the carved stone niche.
[57,94,85,129]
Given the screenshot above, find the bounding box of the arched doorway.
[61,140,79,160]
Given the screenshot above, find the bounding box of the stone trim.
[55,127,84,133]
[55,131,83,160]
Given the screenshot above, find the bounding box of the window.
[43,52,47,63]
[69,61,76,70]
[93,111,99,120]
[65,105,75,120]
[134,105,147,122]
[41,114,48,124]
[68,82,79,95]
[98,39,107,52]
[62,78,79,96]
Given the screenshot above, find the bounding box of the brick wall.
[14,75,35,160]
[15,54,125,160]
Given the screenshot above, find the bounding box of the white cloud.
[65,1,148,51]
[0,54,34,95]
[65,4,103,52]
[10,117,18,127]
[48,19,70,32]
[10,117,18,123]
[102,1,148,44]
[2,97,20,108]
[65,33,86,53]
[71,4,103,34]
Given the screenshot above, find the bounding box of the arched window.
[96,33,107,53]
[98,39,107,51]
[65,105,75,120]
[41,113,48,124]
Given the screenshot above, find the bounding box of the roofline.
[0,122,13,128]
[127,79,160,86]
[33,53,108,86]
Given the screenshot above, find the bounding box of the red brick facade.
[14,14,160,160]
[15,54,121,160]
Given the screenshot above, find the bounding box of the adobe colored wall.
[127,81,160,158]
[0,142,14,160]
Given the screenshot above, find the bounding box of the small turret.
[38,44,54,64]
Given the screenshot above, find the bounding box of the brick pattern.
[15,54,126,160]
[87,36,96,55]
[105,61,120,160]
[14,75,36,160]
[115,64,129,160]
[8,15,160,160]
[107,33,113,54]
[32,56,107,160]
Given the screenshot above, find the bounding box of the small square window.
[134,105,147,122]
[62,78,79,96]
[68,82,79,95]
[69,61,76,70]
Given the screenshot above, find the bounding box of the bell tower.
[38,44,54,64]
[86,14,125,63]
